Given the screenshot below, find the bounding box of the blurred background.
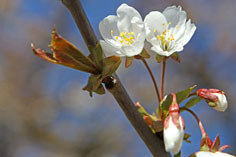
[0,0,236,156]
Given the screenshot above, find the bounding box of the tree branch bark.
[61,0,170,156]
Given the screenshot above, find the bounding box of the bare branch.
[61,0,170,156]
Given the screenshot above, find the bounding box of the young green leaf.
[182,96,202,109]
[50,28,99,73]
[88,43,103,70]
[176,85,197,104]
[102,56,121,78]
[158,85,197,118]
[32,28,99,74]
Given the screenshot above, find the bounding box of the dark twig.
[61,0,170,156]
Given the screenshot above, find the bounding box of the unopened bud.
[163,93,185,155]
[197,88,228,112]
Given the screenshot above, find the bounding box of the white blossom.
[195,151,235,157]
[144,6,196,56]
[99,3,145,57]
[164,116,184,155]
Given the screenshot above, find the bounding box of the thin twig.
[188,92,197,97]
[61,0,170,156]
[142,58,161,103]
[160,59,166,100]
[180,107,206,136]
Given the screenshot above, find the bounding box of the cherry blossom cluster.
[99,4,196,57]
[99,4,233,156]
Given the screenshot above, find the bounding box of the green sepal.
[182,96,202,110]
[170,52,181,63]
[125,56,134,68]
[174,151,181,157]
[139,49,151,58]
[102,56,121,78]
[200,144,210,152]
[83,74,104,97]
[88,43,103,70]
[156,54,165,63]
[208,101,216,107]
[94,84,105,95]
[211,135,220,153]
[184,133,191,143]
[200,136,211,152]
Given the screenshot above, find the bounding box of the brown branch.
[61,0,170,156]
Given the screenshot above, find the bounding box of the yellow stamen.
[176,25,179,28]
[154,29,157,33]
[162,23,165,26]
[113,31,136,46]
[171,33,175,40]
[162,30,167,35]
[168,22,172,25]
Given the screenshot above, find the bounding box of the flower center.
[111,30,135,46]
[154,22,178,51]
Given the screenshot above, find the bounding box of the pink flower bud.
[163,93,185,155]
[197,88,228,112]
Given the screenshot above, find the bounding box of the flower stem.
[160,59,166,100]
[180,107,207,137]
[142,58,161,103]
[188,92,197,98]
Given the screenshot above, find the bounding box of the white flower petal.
[163,6,187,28]
[151,46,170,56]
[99,15,119,42]
[164,117,184,155]
[144,11,167,41]
[168,45,184,56]
[213,93,228,112]
[178,19,196,46]
[121,41,144,56]
[195,151,235,157]
[100,40,124,57]
[117,3,143,33]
